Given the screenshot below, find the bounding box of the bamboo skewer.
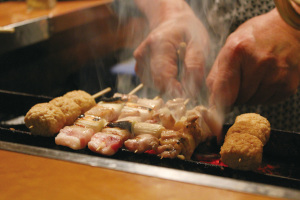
[177,42,187,62]
[177,42,187,80]
[128,83,144,95]
[153,96,160,100]
[184,99,190,105]
[92,87,111,99]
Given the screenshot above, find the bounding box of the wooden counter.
[0,150,283,200]
[0,0,112,27]
[0,0,147,96]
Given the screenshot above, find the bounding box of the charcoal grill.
[0,89,299,199]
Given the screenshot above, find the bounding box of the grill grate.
[0,90,300,192]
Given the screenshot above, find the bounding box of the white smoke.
[112,0,241,102]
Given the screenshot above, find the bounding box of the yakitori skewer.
[24,87,112,137]
[92,87,112,99]
[128,83,144,95]
[56,84,146,151]
[177,42,186,80]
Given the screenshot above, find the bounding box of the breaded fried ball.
[235,113,271,143]
[24,103,66,137]
[50,96,81,125]
[63,90,96,113]
[226,120,270,145]
[220,133,263,171]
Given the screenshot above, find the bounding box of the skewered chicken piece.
[85,102,124,122]
[55,125,95,150]
[88,127,132,156]
[136,97,164,110]
[56,85,145,151]
[88,120,164,155]
[124,134,159,154]
[153,98,186,129]
[157,129,186,159]
[55,103,130,150]
[157,106,212,160]
[55,115,108,150]
[55,106,121,150]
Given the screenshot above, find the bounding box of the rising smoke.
[112,0,241,103]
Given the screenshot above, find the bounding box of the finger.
[181,44,206,98]
[150,49,183,94]
[134,39,151,78]
[206,45,242,109]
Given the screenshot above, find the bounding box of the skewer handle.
[92,87,112,99]
[177,42,186,61]
[184,98,190,105]
[128,83,144,95]
[177,42,186,79]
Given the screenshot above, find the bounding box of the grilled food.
[25,87,218,160]
[88,127,131,156]
[220,113,271,170]
[233,113,271,145]
[124,134,159,153]
[25,90,99,137]
[220,133,263,171]
[63,90,96,113]
[24,103,66,137]
[55,125,95,150]
[49,96,81,126]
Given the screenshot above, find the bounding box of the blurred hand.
[134,1,209,98]
[206,9,300,110]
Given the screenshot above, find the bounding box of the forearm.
[134,0,192,29]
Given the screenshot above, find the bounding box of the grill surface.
[0,89,300,198]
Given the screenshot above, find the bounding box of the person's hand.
[134,0,209,98]
[206,9,300,110]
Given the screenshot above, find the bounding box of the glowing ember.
[256,164,281,175]
[145,150,157,154]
